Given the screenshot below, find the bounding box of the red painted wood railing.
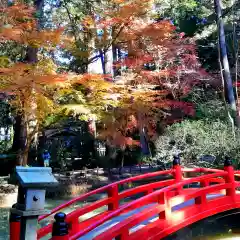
[69,172,235,240]
[92,164,240,240]
[37,162,233,239]
[38,168,175,238]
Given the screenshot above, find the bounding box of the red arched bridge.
[12,158,240,239]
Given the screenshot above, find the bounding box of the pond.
[1,196,240,239]
[0,195,108,240]
[164,209,240,240]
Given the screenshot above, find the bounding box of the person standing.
[42,150,50,167]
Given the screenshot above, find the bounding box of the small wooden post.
[9,204,21,240]
[108,185,119,211]
[224,157,236,198]
[172,155,182,194]
[52,212,69,240]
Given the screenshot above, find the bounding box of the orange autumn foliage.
[0,3,70,48]
[0,3,70,105]
[82,1,210,148]
[0,1,210,154]
[0,3,72,165]
[0,62,67,91]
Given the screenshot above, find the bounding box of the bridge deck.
[78,193,224,240]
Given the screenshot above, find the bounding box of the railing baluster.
[108,185,119,210]
[158,192,170,220]
[172,155,182,193]
[68,218,79,235]
[9,204,21,240]
[172,155,182,182]
[224,157,236,198]
[201,179,209,187]
[195,180,207,206]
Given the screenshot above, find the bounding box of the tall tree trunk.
[214,0,239,126]
[11,114,27,165]
[22,142,31,166]
[11,0,43,166]
[112,45,118,77]
[99,49,106,74]
[118,149,124,175]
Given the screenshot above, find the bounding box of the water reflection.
[194,235,240,240]
[0,208,9,240]
[164,209,240,240]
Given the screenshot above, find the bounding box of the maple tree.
[0,3,70,165]
[62,0,211,156]
[98,4,206,145]
[49,0,113,73]
[49,0,155,74]
[0,0,211,168]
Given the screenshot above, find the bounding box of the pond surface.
[164,209,240,240]
[0,195,108,240]
[1,196,240,240]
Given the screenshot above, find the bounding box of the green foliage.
[155,0,199,20]
[0,101,11,127]
[154,0,237,70]
[154,87,239,167]
[154,119,240,167]
[0,137,13,153]
[0,42,24,63]
[185,88,231,121]
[0,101,13,153]
[43,113,67,128]
[195,99,232,121]
[187,87,240,133]
[49,0,107,72]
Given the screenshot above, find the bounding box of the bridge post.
[9,203,21,240]
[108,185,119,210]
[172,155,182,193]
[158,191,172,221]
[224,157,236,198]
[52,212,69,240]
[172,155,182,181]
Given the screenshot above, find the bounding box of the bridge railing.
[38,157,237,239]
[92,166,238,240]
[38,167,175,238]
[69,171,231,240]
[65,162,232,240]
[91,161,240,240]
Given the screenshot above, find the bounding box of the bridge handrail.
[94,181,235,240]
[63,179,175,223]
[38,169,174,222]
[38,166,233,239]
[37,171,176,238]
[182,167,224,173]
[69,171,229,239]
[94,204,165,240]
[39,167,225,222]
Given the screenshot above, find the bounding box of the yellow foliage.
[0,61,70,127]
[62,104,91,115]
[0,56,10,67]
[82,16,95,28]
[111,0,125,4]
[0,4,68,48]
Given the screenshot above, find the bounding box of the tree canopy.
[0,0,239,168]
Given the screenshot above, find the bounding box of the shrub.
[154,119,240,168]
